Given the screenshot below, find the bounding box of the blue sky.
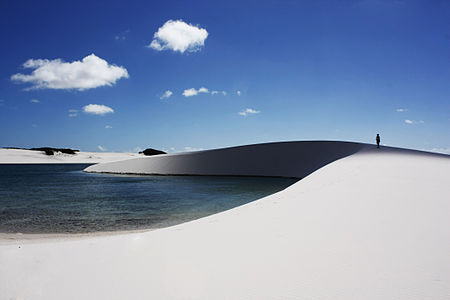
[1,0,449,153]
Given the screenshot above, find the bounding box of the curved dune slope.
[1,142,449,300]
[84,141,366,178]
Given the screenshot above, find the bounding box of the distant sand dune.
[1,141,449,300]
[0,148,142,164]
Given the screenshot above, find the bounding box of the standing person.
[376,134,381,148]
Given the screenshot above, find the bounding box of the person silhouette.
[376,134,380,148]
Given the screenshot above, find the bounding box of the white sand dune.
[0,148,142,164]
[0,141,449,300]
[84,141,365,178]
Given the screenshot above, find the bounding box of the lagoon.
[0,164,297,234]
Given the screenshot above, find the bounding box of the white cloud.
[427,147,450,155]
[30,99,40,103]
[83,104,114,115]
[11,54,129,91]
[211,90,227,96]
[405,119,424,124]
[239,108,260,116]
[98,145,107,152]
[160,90,173,99]
[105,125,112,129]
[396,108,408,112]
[68,109,78,117]
[237,90,241,96]
[184,146,204,152]
[182,87,209,97]
[183,88,198,97]
[149,19,208,53]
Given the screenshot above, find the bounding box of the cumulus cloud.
[405,119,424,124]
[396,108,408,112]
[148,19,208,53]
[239,108,260,116]
[30,99,40,103]
[182,87,209,97]
[11,54,129,91]
[105,125,112,129]
[98,145,107,152]
[237,90,241,96]
[160,90,173,99]
[83,104,114,115]
[68,109,78,117]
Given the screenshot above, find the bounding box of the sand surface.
[0,148,142,164]
[0,143,449,299]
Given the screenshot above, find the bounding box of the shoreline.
[0,228,155,244]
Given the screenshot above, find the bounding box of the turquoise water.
[0,164,297,234]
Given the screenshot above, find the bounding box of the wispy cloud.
[30,98,40,103]
[405,119,424,124]
[83,104,114,115]
[164,146,203,153]
[11,54,129,91]
[239,108,260,116]
[211,90,227,96]
[184,146,204,152]
[426,147,450,155]
[148,20,208,53]
[114,29,130,41]
[237,90,241,96]
[98,145,107,152]
[183,87,209,97]
[396,108,408,112]
[68,109,78,117]
[105,125,112,129]
[160,90,173,99]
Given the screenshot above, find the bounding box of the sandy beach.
[0,142,449,299]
